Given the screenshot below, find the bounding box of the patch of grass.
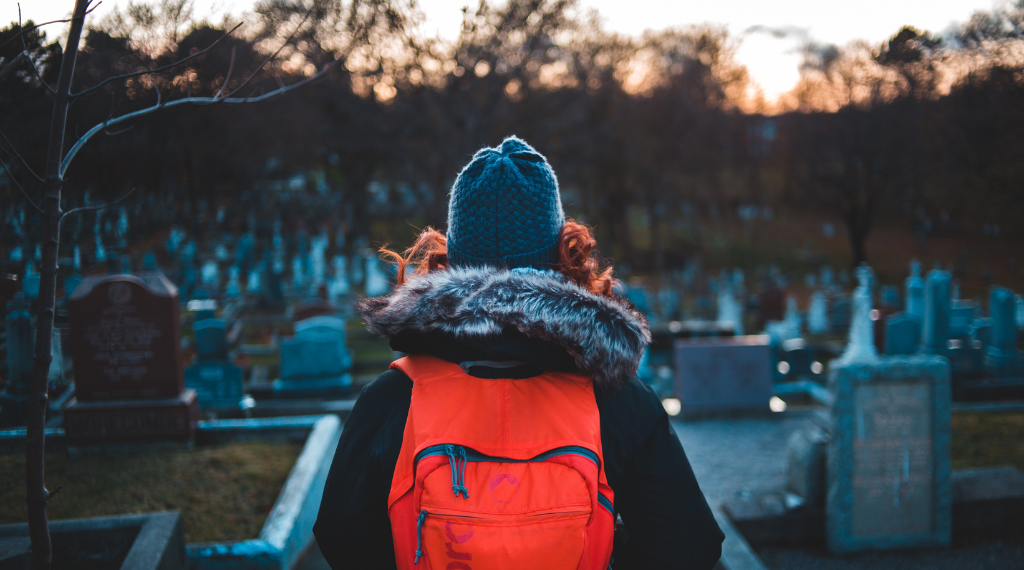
[952,411,1024,472]
[0,441,302,543]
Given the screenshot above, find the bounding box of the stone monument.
[985,288,1023,377]
[919,270,951,355]
[673,335,773,417]
[807,291,829,335]
[63,274,198,446]
[185,318,243,409]
[836,266,880,366]
[827,356,951,553]
[274,316,353,398]
[0,294,33,427]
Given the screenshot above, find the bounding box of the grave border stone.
[827,355,951,554]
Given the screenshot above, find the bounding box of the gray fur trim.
[359,267,650,386]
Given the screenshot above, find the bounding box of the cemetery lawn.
[952,411,1024,471]
[0,441,302,543]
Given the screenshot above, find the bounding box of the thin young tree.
[0,0,408,567]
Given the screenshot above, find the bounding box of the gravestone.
[673,335,773,416]
[826,356,951,554]
[224,266,242,299]
[193,318,228,361]
[985,288,1023,377]
[919,270,951,355]
[274,316,352,397]
[884,313,922,355]
[836,267,880,366]
[64,274,197,445]
[22,264,39,300]
[949,301,975,340]
[880,286,900,311]
[807,291,829,335]
[904,262,925,320]
[0,294,34,427]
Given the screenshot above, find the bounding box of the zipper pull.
[414,510,427,564]
[445,445,461,497]
[456,446,469,499]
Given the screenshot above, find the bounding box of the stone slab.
[185,362,244,409]
[69,273,183,401]
[673,335,773,417]
[271,375,352,399]
[826,356,951,554]
[63,390,199,444]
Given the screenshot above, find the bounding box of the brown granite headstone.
[64,273,197,445]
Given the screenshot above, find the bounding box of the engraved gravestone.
[194,318,228,362]
[274,315,353,397]
[64,274,197,445]
[673,335,773,416]
[884,313,921,355]
[826,356,951,553]
[920,270,950,355]
[68,274,182,400]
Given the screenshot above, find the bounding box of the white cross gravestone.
[836,266,880,366]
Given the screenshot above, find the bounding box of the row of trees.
[3,0,1023,271]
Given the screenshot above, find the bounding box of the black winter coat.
[313,267,724,569]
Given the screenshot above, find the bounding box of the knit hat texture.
[446,136,565,270]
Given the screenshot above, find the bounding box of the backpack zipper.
[445,444,469,498]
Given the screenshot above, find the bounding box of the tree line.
[3,0,1023,271]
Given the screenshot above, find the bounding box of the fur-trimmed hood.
[360,267,650,386]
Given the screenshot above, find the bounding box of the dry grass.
[0,441,302,543]
[952,411,1024,472]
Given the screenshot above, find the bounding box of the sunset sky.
[8,0,1000,101]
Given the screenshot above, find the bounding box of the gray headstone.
[949,301,975,339]
[184,362,243,408]
[194,318,228,362]
[905,260,925,319]
[1,294,34,426]
[919,270,950,355]
[884,313,922,355]
[827,356,951,554]
[985,288,1023,377]
[280,316,352,380]
[672,336,773,416]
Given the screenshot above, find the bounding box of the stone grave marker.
[275,315,352,397]
[0,294,33,427]
[194,318,229,361]
[884,313,921,355]
[949,301,975,340]
[64,274,197,445]
[184,362,243,409]
[22,263,39,300]
[827,355,951,553]
[920,270,950,355]
[807,291,829,335]
[673,335,772,416]
[985,288,1023,377]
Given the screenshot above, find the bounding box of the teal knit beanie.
[446,136,565,270]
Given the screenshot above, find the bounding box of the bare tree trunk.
[27,1,88,568]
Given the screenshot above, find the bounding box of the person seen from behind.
[314,136,724,569]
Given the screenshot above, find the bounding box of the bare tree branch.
[60,59,341,177]
[18,6,57,95]
[214,46,237,99]
[0,1,102,51]
[60,187,136,221]
[0,127,44,182]
[71,23,243,98]
[0,52,29,81]
[223,7,315,99]
[0,154,44,214]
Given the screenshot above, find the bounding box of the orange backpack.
[388,355,616,570]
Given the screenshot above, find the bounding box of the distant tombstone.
[365,257,389,297]
[64,274,197,444]
[194,318,229,361]
[328,255,350,300]
[884,313,922,355]
[919,270,951,355]
[120,254,133,274]
[949,301,975,339]
[784,296,802,337]
[826,356,951,554]
[215,244,229,262]
[94,236,106,262]
[985,288,1023,377]
[224,266,242,299]
[808,291,829,335]
[73,245,81,271]
[142,251,158,272]
[905,260,925,319]
[184,362,243,409]
[275,315,352,397]
[972,318,992,348]
[672,335,773,417]
[201,260,219,288]
[836,267,880,365]
[717,287,744,335]
[64,274,82,300]
[291,256,307,289]
[0,294,34,427]
[22,264,39,300]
